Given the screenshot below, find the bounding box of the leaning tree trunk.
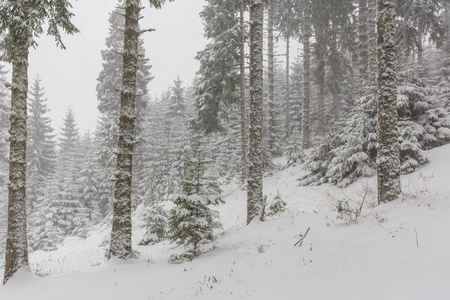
[377,0,401,204]
[240,0,248,182]
[267,0,276,155]
[302,0,312,149]
[110,0,139,259]
[247,0,264,225]
[4,46,30,284]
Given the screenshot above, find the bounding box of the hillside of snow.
[1,145,450,300]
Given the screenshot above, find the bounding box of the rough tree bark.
[4,46,30,284]
[267,0,276,154]
[285,36,291,139]
[247,0,264,224]
[240,0,248,182]
[377,0,401,204]
[110,0,139,259]
[359,0,369,85]
[302,0,311,149]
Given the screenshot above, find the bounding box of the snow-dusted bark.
[359,0,369,85]
[368,0,377,81]
[4,47,30,284]
[240,0,248,182]
[285,37,291,140]
[267,0,276,155]
[247,0,264,225]
[302,0,312,149]
[377,0,401,203]
[110,0,140,259]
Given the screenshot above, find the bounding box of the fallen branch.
[414,227,419,248]
[294,227,310,247]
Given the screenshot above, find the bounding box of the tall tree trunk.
[368,0,377,83]
[247,0,264,224]
[302,0,311,149]
[285,36,291,139]
[377,0,401,204]
[417,19,424,65]
[329,21,340,123]
[4,46,30,284]
[359,0,369,85]
[110,0,139,259]
[240,0,247,182]
[267,0,276,154]
[312,5,326,136]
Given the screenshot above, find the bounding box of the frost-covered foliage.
[193,0,244,133]
[300,59,450,187]
[96,2,152,213]
[266,190,287,216]
[284,129,304,167]
[168,147,223,261]
[139,202,168,246]
[78,133,102,225]
[27,76,57,216]
[139,79,192,204]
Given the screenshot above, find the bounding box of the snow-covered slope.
[1,145,450,300]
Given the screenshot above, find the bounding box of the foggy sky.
[27,0,207,134]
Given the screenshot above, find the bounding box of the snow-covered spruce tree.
[0,0,78,283]
[139,202,168,246]
[168,146,223,261]
[139,96,172,204]
[247,0,264,224]
[48,107,87,238]
[28,182,64,251]
[27,76,57,217]
[273,0,299,140]
[377,0,401,203]
[193,0,243,134]
[266,189,287,217]
[284,128,304,167]
[109,0,173,260]
[78,132,102,225]
[96,2,152,218]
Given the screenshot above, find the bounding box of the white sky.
[26,0,207,134]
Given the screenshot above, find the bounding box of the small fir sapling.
[168,146,223,262]
[266,190,287,216]
[284,128,304,167]
[139,201,168,246]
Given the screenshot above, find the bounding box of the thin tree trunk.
[110,0,139,259]
[417,19,424,65]
[368,0,377,83]
[377,0,401,204]
[302,0,311,149]
[313,6,326,136]
[247,0,264,224]
[285,36,291,139]
[267,0,276,154]
[240,0,247,182]
[4,46,30,284]
[359,0,369,85]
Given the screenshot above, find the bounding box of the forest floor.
[1,145,450,299]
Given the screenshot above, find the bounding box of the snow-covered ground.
[1,145,450,300]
